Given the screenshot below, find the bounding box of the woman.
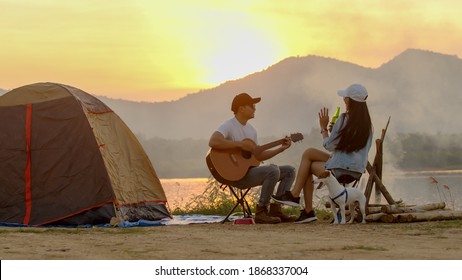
[273,83,373,223]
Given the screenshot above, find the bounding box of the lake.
[160,178,210,210]
[161,170,462,211]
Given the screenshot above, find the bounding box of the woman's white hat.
[338,84,368,102]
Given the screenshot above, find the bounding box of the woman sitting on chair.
[273,83,373,223]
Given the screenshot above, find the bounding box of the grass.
[397,220,462,233]
[171,177,257,216]
[428,220,462,229]
[169,178,462,229]
[170,177,333,218]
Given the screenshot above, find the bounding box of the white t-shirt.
[216,117,258,144]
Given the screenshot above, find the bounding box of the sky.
[1,0,462,102]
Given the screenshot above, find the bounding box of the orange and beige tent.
[0,82,169,226]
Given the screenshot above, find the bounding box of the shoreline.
[159,169,462,180]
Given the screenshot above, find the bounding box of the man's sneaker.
[272,191,300,207]
[294,209,318,224]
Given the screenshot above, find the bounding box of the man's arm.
[254,136,292,161]
[209,131,256,151]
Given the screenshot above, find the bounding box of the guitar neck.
[254,138,286,154]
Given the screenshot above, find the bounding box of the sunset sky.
[1,0,462,102]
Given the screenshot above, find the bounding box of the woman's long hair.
[335,99,372,153]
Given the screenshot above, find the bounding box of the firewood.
[405,210,462,222]
[381,202,446,214]
[365,212,387,222]
[325,203,382,215]
[397,214,414,223]
[369,210,462,223]
[380,214,396,223]
[367,206,383,214]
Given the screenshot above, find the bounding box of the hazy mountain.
[0,88,7,95]
[96,49,462,140]
[2,49,461,177]
[3,49,461,140]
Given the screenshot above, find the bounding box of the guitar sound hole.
[241,150,252,159]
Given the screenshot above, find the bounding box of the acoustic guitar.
[206,133,303,182]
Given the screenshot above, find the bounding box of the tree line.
[137,131,462,178]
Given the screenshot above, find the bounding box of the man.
[208,93,296,224]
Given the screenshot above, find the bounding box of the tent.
[0,82,170,226]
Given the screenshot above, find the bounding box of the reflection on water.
[382,171,462,210]
[160,178,209,210]
[161,171,462,211]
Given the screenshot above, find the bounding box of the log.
[366,212,414,223]
[374,139,383,204]
[397,214,414,223]
[366,163,396,205]
[364,170,374,205]
[370,210,462,223]
[367,206,383,214]
[365,116,391,205]
[367,203,390,207]
[381,202,446,214]
[365,213,397,223]
[324,203,382,215]
[365,212,387,222]
[375,117,390,181]
[380,214,396,223]
[404,210,462,222]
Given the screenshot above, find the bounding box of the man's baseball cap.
[231,93,261,113]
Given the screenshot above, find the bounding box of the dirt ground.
[1,219,462,260]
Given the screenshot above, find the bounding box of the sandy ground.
[1,218,462,260]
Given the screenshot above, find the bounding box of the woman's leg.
[292,148,329,196]
[302,161,328,212]
[291,148,329,213]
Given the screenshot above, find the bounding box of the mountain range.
[2,49,462,140]
[99,48,462,140]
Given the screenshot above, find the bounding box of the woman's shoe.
[294,209,318,224]
[271,191,300,207]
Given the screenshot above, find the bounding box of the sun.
[201,25,285,86]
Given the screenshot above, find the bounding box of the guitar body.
[206,133,304,183]
[206,144,260,182]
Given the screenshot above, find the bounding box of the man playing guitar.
[208,93,297,224]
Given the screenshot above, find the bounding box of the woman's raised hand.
[318,107,329,129]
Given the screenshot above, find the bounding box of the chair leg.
[240,189,253,218]
[221,199,241,224]
[221,186,252,223]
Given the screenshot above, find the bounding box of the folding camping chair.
[205,149,254,223]
[217,182,253,224]
[331,168,362,188]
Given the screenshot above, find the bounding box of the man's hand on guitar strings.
[281,136,292,150]
[240,139,257,152]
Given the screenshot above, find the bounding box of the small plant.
[429,176,455,210]
[171,177,302,217]
[172,177,260,216]
[313,208,333,221]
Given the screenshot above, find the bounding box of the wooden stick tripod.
[358,117,461,223]
[364,116,396,207]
